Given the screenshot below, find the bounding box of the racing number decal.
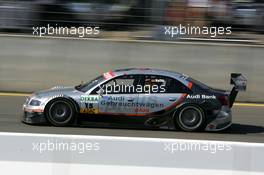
[80,95,99,114]
[80,103,99,114]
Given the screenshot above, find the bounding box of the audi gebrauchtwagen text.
[22,68,247,132]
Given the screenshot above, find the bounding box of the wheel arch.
[172,102,207,131]
[44,96,80,114]
[172,102,207,121]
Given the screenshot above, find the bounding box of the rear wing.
[229,73,247,107]
[230,73,247,91]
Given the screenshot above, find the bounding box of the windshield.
[75,75,104,92]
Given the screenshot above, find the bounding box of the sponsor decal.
[100,100,163,108]
[80,95,99,114]
[98,95,164,114]
[101,96,124,101]
[80,95,99,103]
[186,94,216,99]
[135,107,149,113]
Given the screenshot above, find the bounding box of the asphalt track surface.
[0,94,263,143]
[1,35,264,101]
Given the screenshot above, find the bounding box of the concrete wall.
[0,36,263,102]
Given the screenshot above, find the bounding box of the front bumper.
[21,104,47,124]
[205,107,232,131]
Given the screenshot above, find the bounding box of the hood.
[34,86,78,98]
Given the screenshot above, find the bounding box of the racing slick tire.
[45,98,76,126]
[175,104,206,132]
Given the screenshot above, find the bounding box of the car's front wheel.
[175,104,205,132]
[46,99,75,126]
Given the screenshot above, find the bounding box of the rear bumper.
[205,107,232,131]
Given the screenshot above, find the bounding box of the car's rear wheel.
[46,99,75,126]
[175,105,205,132]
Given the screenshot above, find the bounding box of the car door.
[90,74,141,115]
[136,74,192,115]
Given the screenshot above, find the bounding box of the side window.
[143,75,167,93]
[91,75,140,94]
[166,77,191,93]
[143,75,191,94]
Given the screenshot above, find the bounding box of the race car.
[22,68,247,132]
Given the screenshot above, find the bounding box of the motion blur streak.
[0,0,263,41]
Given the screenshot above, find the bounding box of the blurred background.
[0,0,263,40]
[0,0,263,102]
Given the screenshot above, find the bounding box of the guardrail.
[0,132,263,175]
[0,35,263,102]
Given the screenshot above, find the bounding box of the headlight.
[29,99,41,106]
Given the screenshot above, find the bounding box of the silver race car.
[22,68,247,132]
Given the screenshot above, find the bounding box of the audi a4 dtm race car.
[22,68,247,132]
